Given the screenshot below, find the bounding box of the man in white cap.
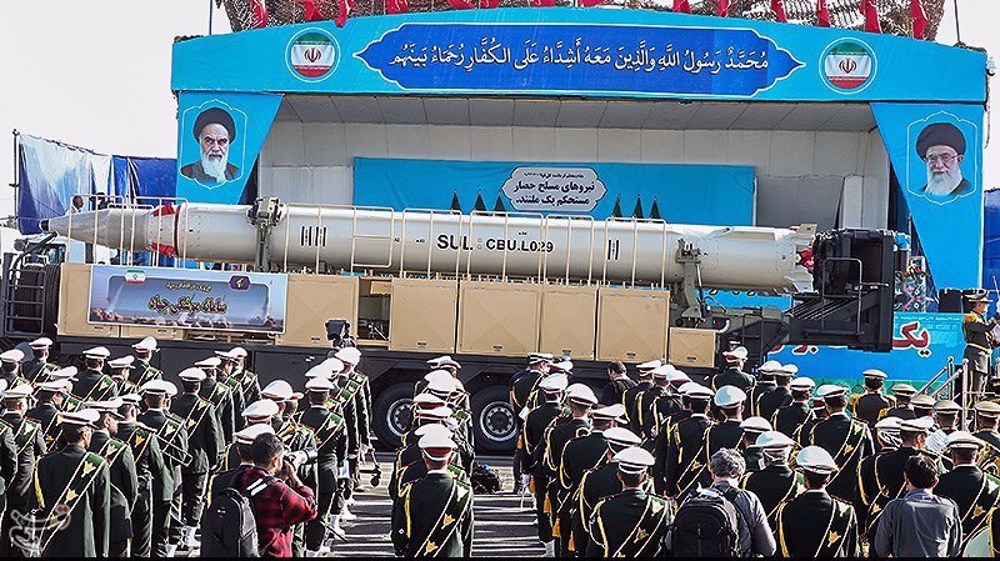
[884,383,919,421]
[197,355,240,445]
[299,376,349,555]
[702,386,748,482]
[973,400,1000,462]
[129,337,162,391]
[776,446,859,556]
[29,409,111,556]
[773,376,814,438]
[712,346,754,393]
[0,349,25,388]
[137,379,189,557]
[262,381,316,488]
[750,360,782,418]
[936,432,1000,549]
[537,383,597,555]
[171,367,223,549]
[739,416,772,473]
[391,432,473,557]
[665,383,715,498]
[568,426,643,554]
[206,423,274,507]
[638,365,681,441]
[757,364,795,422]
[28,374,72,444]
[853,369,896,428]
[927,399,963,454]
[218,346,261,405]
[807,384,874,503]
[115,393,170,558]
[106,355,135,396]
[391,424,468,509]
[74,346,116,404]
[510,352,553,415]
[22,337,57,385]
[521,372,567,535]
[214,352,249,433]
[554,403,624,552]
[85,399,139,557]
[623,360,659,435]
[333,347,370,507]
[0,382,33,556]
[586,446,671,557]
[741,431,800,532]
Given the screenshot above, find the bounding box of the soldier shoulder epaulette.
[455,477,473,494]
[85,450,107,467]
[0,417,14,432]
[831,495,854,513]
[648,494,670,509]
[966,313,981,323]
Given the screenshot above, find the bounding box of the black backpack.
[670,487,742,558]
[471,463,502,494]
[201,475,275,558]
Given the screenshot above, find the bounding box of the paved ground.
[333,454,545,557]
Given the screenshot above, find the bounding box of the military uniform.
[510,368,544,414]
[0,412,30,556]
[776,489,860,557]
[569,461,622,554]
[742,462,803,531]
[774,401,810,438]
[72,368,116,404]
[89,429,138,557]
[883,404,916,420]
[641,387,681,443]
[170,391,223,531]
[750,379,777,418]
[808,412,874,502]
[651,408,691,495]
[127,360,162,394]
[118,420,170,558]
[854,392,895,427]
[21,358,57,386]
[936,464,1000,549]
[704,418,743,463]
[757,386,792,424]
[622,381,654,435]
[136,408,189,557]
[299,401,348,552]
[600,376,635,407]
[974,429,1000,475]
[539,415,590,546]
[664,412,713,498]
[964,306,999,393]
[391,471,473,557]
[585,489,671,557]
[30,443,112,557]
[200,375,237,444]
[555,430,608,550]
[856,445,924,539]
[232,367,262,405]
[712,366,754,393]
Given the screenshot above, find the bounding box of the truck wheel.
[373,383,414,450]
[470,385,517,453]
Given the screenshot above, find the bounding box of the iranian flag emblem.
[824,41,874,91]
[289,31,337,80]
[124,270,146,284]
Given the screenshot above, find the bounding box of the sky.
[0,0,996,237]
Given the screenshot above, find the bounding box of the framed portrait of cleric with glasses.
[905,114,980,206]
[178,101,248,189]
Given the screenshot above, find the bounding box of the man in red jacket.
[239,432,318,557]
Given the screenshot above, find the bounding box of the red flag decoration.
[334,0,353,27]
[771,0,787,22]
[301,0,325,20]
[860,0,882,33]
[672,0,691,14]
[579,0,606,6]
[479,0,500,7]
[911,0,929,39]
[386,0,408,13]
[249,0,269,28]
[717,0,730,17]
[816,0,830,26]
[447,0,476,8]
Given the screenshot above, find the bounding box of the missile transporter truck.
[0,197,904,450]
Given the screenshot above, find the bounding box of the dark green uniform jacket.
[777,489,859,557]
[808,412,874,503]
[392,471,473,557]
[586,489,671,557]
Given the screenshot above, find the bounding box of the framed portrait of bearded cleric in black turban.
[179,105,244,188]
[908,120,975,205]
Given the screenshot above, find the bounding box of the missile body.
[45,202,814,293]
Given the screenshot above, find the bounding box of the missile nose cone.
[44,208,151,252]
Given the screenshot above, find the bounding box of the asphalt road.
[333,454,545,557]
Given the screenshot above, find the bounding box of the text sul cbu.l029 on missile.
[436,234,555,254]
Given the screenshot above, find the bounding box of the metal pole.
[961,359,969,429]
[952,0,961,44]
[209,0,214,36]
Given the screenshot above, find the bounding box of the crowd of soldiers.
[0,335,373,558]
[510,346,1000,557]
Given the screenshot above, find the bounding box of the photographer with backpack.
[670,448,776,557]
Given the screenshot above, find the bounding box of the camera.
[325,319,354,347]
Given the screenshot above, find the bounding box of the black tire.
[373,382,415,450]
[470,385,517,453]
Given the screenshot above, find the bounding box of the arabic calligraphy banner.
[172,8,986,103]
[88,265,288,334]
[353,158,755,224]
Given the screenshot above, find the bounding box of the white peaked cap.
[132,337,158,351]
[539,373,569,392]
[796,446,839,474]
[413,393,447,407]
[740,416,772,433]
[614,446,655,474]
[261,380,294,401]
[335,347,362,365]
[790,377,816,392]
[29,337,53,349]
[242,399,280,419]
[604,427,643,448]
[305,377,334,392]
[0,349,24,363]
[141,379,177,397]
[194,356,222,368]
[714,386,747,408]
[108,355,136,369]
[47,366,78,381]
[755,431,795,449]
[758,360,783,373]
[565,383,598,406]
[320,357,346,373]
[413,423,453,439]
[82,347,110,360]
[235,423,275,445]
[592,403,626,421]
[60,409,101,427]
[178,368,207,382]
[637,359,662,371]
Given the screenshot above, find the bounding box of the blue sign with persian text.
[356,23,802,97]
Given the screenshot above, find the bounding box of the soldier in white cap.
[807,384,874,503]
[568,427,643,554]
[664,384,715,498]
[757,364,795,422]
[217,346,261,405]
[0,381,29,556]
[973,401,1000,473]
[85,399,139,557]
[701,386,748,484]
[637,365,680,441]
[741,431,801,532]
[936,431,1000,549]
[262,380,317,499]
[713,346,754,393]
[137,379,189,557]
[623,359,660,435]
[299,376,349,555]
[750,360,782,418]
[776,446,859,557]
[106,356,135,396]
[196,355,240,445]
[171,367,223,549]
[115,392,170,558]
[853,369,896,428]
[884,383,919,421]
[390,424,468,511]
[391,432,473,557]
[586,447,671,557]
[22,337,57,385]
[538,383,597,556]
[510,352,553,416]
[28,408,112,557]
[129,337,162,391]
[739,416,773,473]
[74,347,116,404]
[0,349,25,388]
[206,423,275,507]
[773,376,814,438]
[522,372,567,533]
[333,347,370,510]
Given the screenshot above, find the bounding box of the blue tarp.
[983,189,1000,290]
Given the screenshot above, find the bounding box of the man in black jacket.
[599,362,635,407]
[0,383,43,556]
[299,376,348,555]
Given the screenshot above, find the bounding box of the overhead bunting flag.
[861,0,882,33]
[816,0,830,27]
[911,0,929,39]
[448,0,476,8]
[386,0,408,13]
[301,0,325,20]
[529,0,556,6]
[672,0,691,14]
[717,0,730,17]
[250,0,269,27]
[335,0,353,26]
[579,0,605,6]
[479,0,500,8]
[771,0,787,22]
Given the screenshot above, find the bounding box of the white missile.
[44,201,815,293]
